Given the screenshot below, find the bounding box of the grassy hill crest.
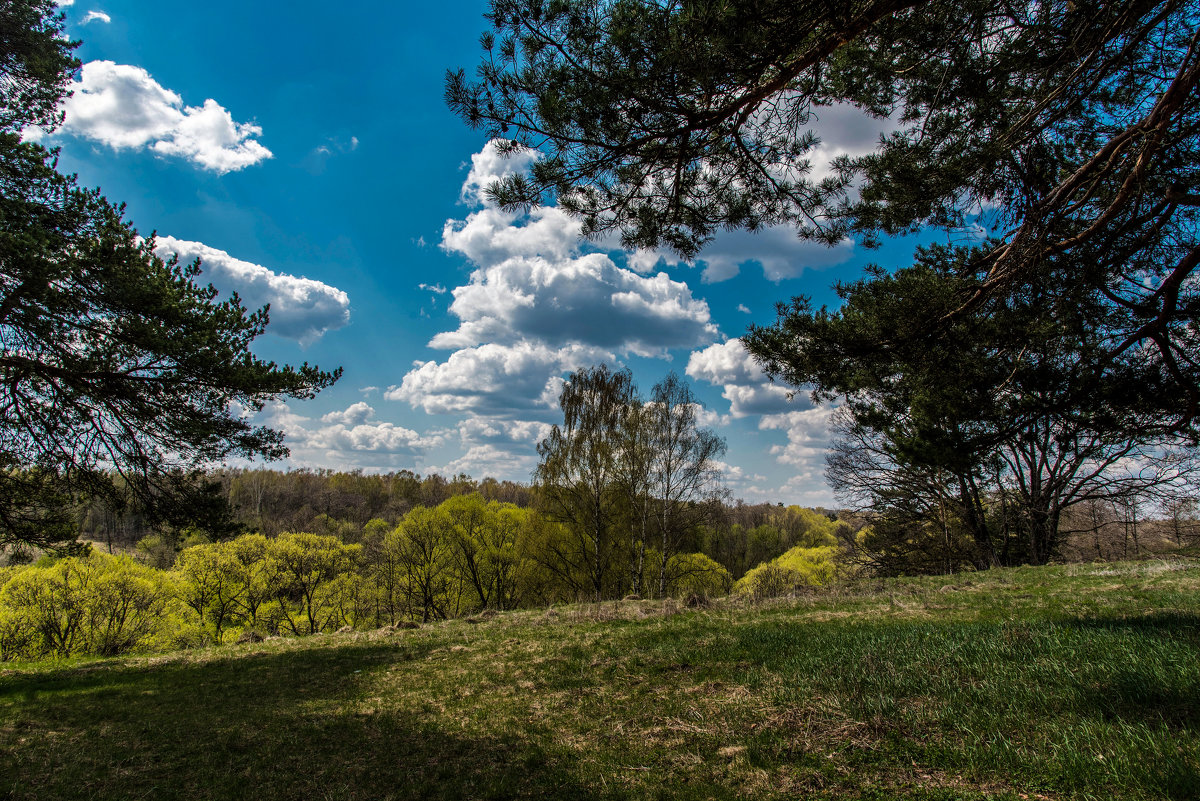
[3,558,1198,800]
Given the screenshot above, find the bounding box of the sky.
[39,0,951,507]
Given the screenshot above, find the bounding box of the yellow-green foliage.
[268,532,360,635]
[0,553,175,659]
[364,498,553,622]
[171,532,362,640]
[663,552,732,598]
[772,506,840,548]
[382,505,460,622]
[734,545,840,600]
[4,495,838,662]
[176,543,247,643]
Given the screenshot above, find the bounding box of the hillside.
[2,560,1198,800]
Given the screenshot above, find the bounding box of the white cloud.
[686,340,843,504]
[456,416,554,447]
[441,204,579,267]
[387,342,608,417]
[321,402,374,427]
[620,104,897,283]
[632,224,855,283]
[685,339,797,417]
[754,407,841,505]
[759,407,838,468]
[438,202,718,356]
[419,282,447,294]
[49,61,271,173]
[429,444,536,481]
[691,404,730,429]
[423,416,556,480]
[259,402,443,470]
[700,226,854,283]
[685,339,764,386]
[311,135,359,160]
[155,236,350,345]
[433,249,719,355]
[81,10,110,24]
[459,142,539,205]
[387,140,726,479]
[737,304,751,314]
[392,140,720,433]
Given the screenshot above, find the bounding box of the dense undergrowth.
[2,559,1196,800]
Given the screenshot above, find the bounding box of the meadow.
[2,559,1197,801]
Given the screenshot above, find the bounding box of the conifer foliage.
[0,2,339,549]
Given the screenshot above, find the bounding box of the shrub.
[663,552,732,599]
[0,554,176,659]
[734,545,840,600]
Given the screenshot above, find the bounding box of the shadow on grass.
[1,641,598,801]
[1068,612,1200,729]
[1068,610,1200,639]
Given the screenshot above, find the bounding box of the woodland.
[2,0,1200,665]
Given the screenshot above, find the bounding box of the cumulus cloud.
[259,401,443,470]
[436,235,718,355]
[622,104,897,283]
[459,142,540,205]
[81,10,110,24]
[754,407,841,505]
[429,444,535,480]
[424,416,556,480]
[685,339,842,503]
[438,161,718,355]
[387,141,741,483]
[632,224,855,283]
[387,342,608,417]
[685,339,796,417]
[155,236,350,345]
[49,61,271,173]
[759,407,838,468]
[393,139,719,431]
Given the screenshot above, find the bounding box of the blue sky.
[41,0,946,506]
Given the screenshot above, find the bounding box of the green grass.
[3,559,1198,800]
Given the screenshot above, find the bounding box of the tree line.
[0,490,853,661]
[4,478,1192,662]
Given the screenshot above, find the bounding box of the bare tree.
[649,373,726,597]
[535,365,636,601]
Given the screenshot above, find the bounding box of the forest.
[1,449,1194,662]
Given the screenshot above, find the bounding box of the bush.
[734,545,840,600]
[663,552,732,599]
[0,554,176,659]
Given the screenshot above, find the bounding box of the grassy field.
[2,559,1198,800]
